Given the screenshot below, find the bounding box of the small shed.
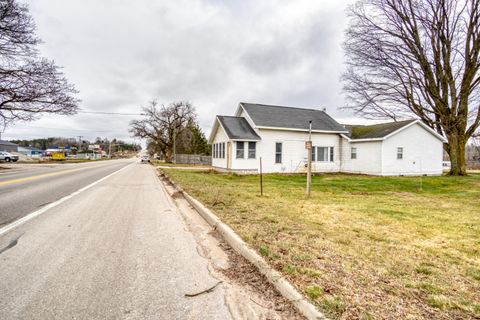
[0,140,19,152]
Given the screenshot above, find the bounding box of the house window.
[316,147,334,162]
[236,141,244,158]
[311,146,316,161]
[317,147,328,162]
[248,142,256,159]
[213,144,217,159]
[222,142,225,158]
[397,147,403,160]
[275,142,282,163]
[351,147,357,159]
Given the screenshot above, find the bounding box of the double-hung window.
[248,142,256,159]
[275,142,282,163]
[351,147,357,159]
[236,141,244,159]
[315,146,334,162]
[397,147,403,160]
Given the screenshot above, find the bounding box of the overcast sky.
[4,0,356,143]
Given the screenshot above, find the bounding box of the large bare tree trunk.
[446,133,467,175]
[343,0,480,176]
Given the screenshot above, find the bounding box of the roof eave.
[230,137,261,141]
[382,120,447,142]
[208,117,221,144]
[257,125,349,134]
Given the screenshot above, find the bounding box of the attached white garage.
[341,120,446,176]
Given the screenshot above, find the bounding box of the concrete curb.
[158,170,327,320]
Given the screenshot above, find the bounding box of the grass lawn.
[162,169,480,319]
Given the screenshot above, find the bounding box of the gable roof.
[216,116,261,141]
[344,120,416,139]
[238,102,348,133]
[343,120,447,142]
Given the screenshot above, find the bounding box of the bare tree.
[129,101,197,162]
[0,0,79,128]
[343,0,480,175]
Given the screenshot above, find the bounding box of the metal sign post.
[259,157,263,196]
[306,121,312,197]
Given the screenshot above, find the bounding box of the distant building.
[0,140,19,153]
[18,146,45,157]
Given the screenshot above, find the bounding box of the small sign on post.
[305,140,312,150]
[306,121,312,197]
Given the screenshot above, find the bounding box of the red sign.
[305,141,312,150]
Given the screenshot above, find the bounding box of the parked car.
[0,151,19,162]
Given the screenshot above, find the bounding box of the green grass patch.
[469,268,480,281]
[305,285,324,300]
[162,170,480,319]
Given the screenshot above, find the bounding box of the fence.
[175,154,212,165]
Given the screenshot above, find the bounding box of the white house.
[208,102,447,176]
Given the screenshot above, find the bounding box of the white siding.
[341,140,383,175]
[381,123,443,176]
[230,129,341,173]
[211,125,228,169]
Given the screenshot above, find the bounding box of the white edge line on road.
[0,162,135,237]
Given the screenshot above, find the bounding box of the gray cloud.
[4,0,354,142]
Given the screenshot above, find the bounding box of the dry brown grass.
[162,169,480,319]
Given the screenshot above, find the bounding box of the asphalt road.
[0,161,232,319]
[0,160,132,226]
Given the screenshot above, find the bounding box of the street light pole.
[306,121,312,197]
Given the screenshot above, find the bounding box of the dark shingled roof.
[344,120,416,139]
[240,102,347,132]
[217,116,261,140]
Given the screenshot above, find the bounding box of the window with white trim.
[351,147,357,159]
[236,141,244,158]
[397,147,403,160]
[275,142,282,163]
[315,146,334,162]
[212,143,226,159]
[248,142,256,159]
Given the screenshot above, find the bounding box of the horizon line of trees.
[10,137,141,153]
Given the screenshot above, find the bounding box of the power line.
[77,110,144,116]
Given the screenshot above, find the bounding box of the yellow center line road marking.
[0,163,118,187]
[0,163,134,237]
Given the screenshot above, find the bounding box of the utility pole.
[173,127,177,164]
[77,136,83,152]
[306,121,312,197]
